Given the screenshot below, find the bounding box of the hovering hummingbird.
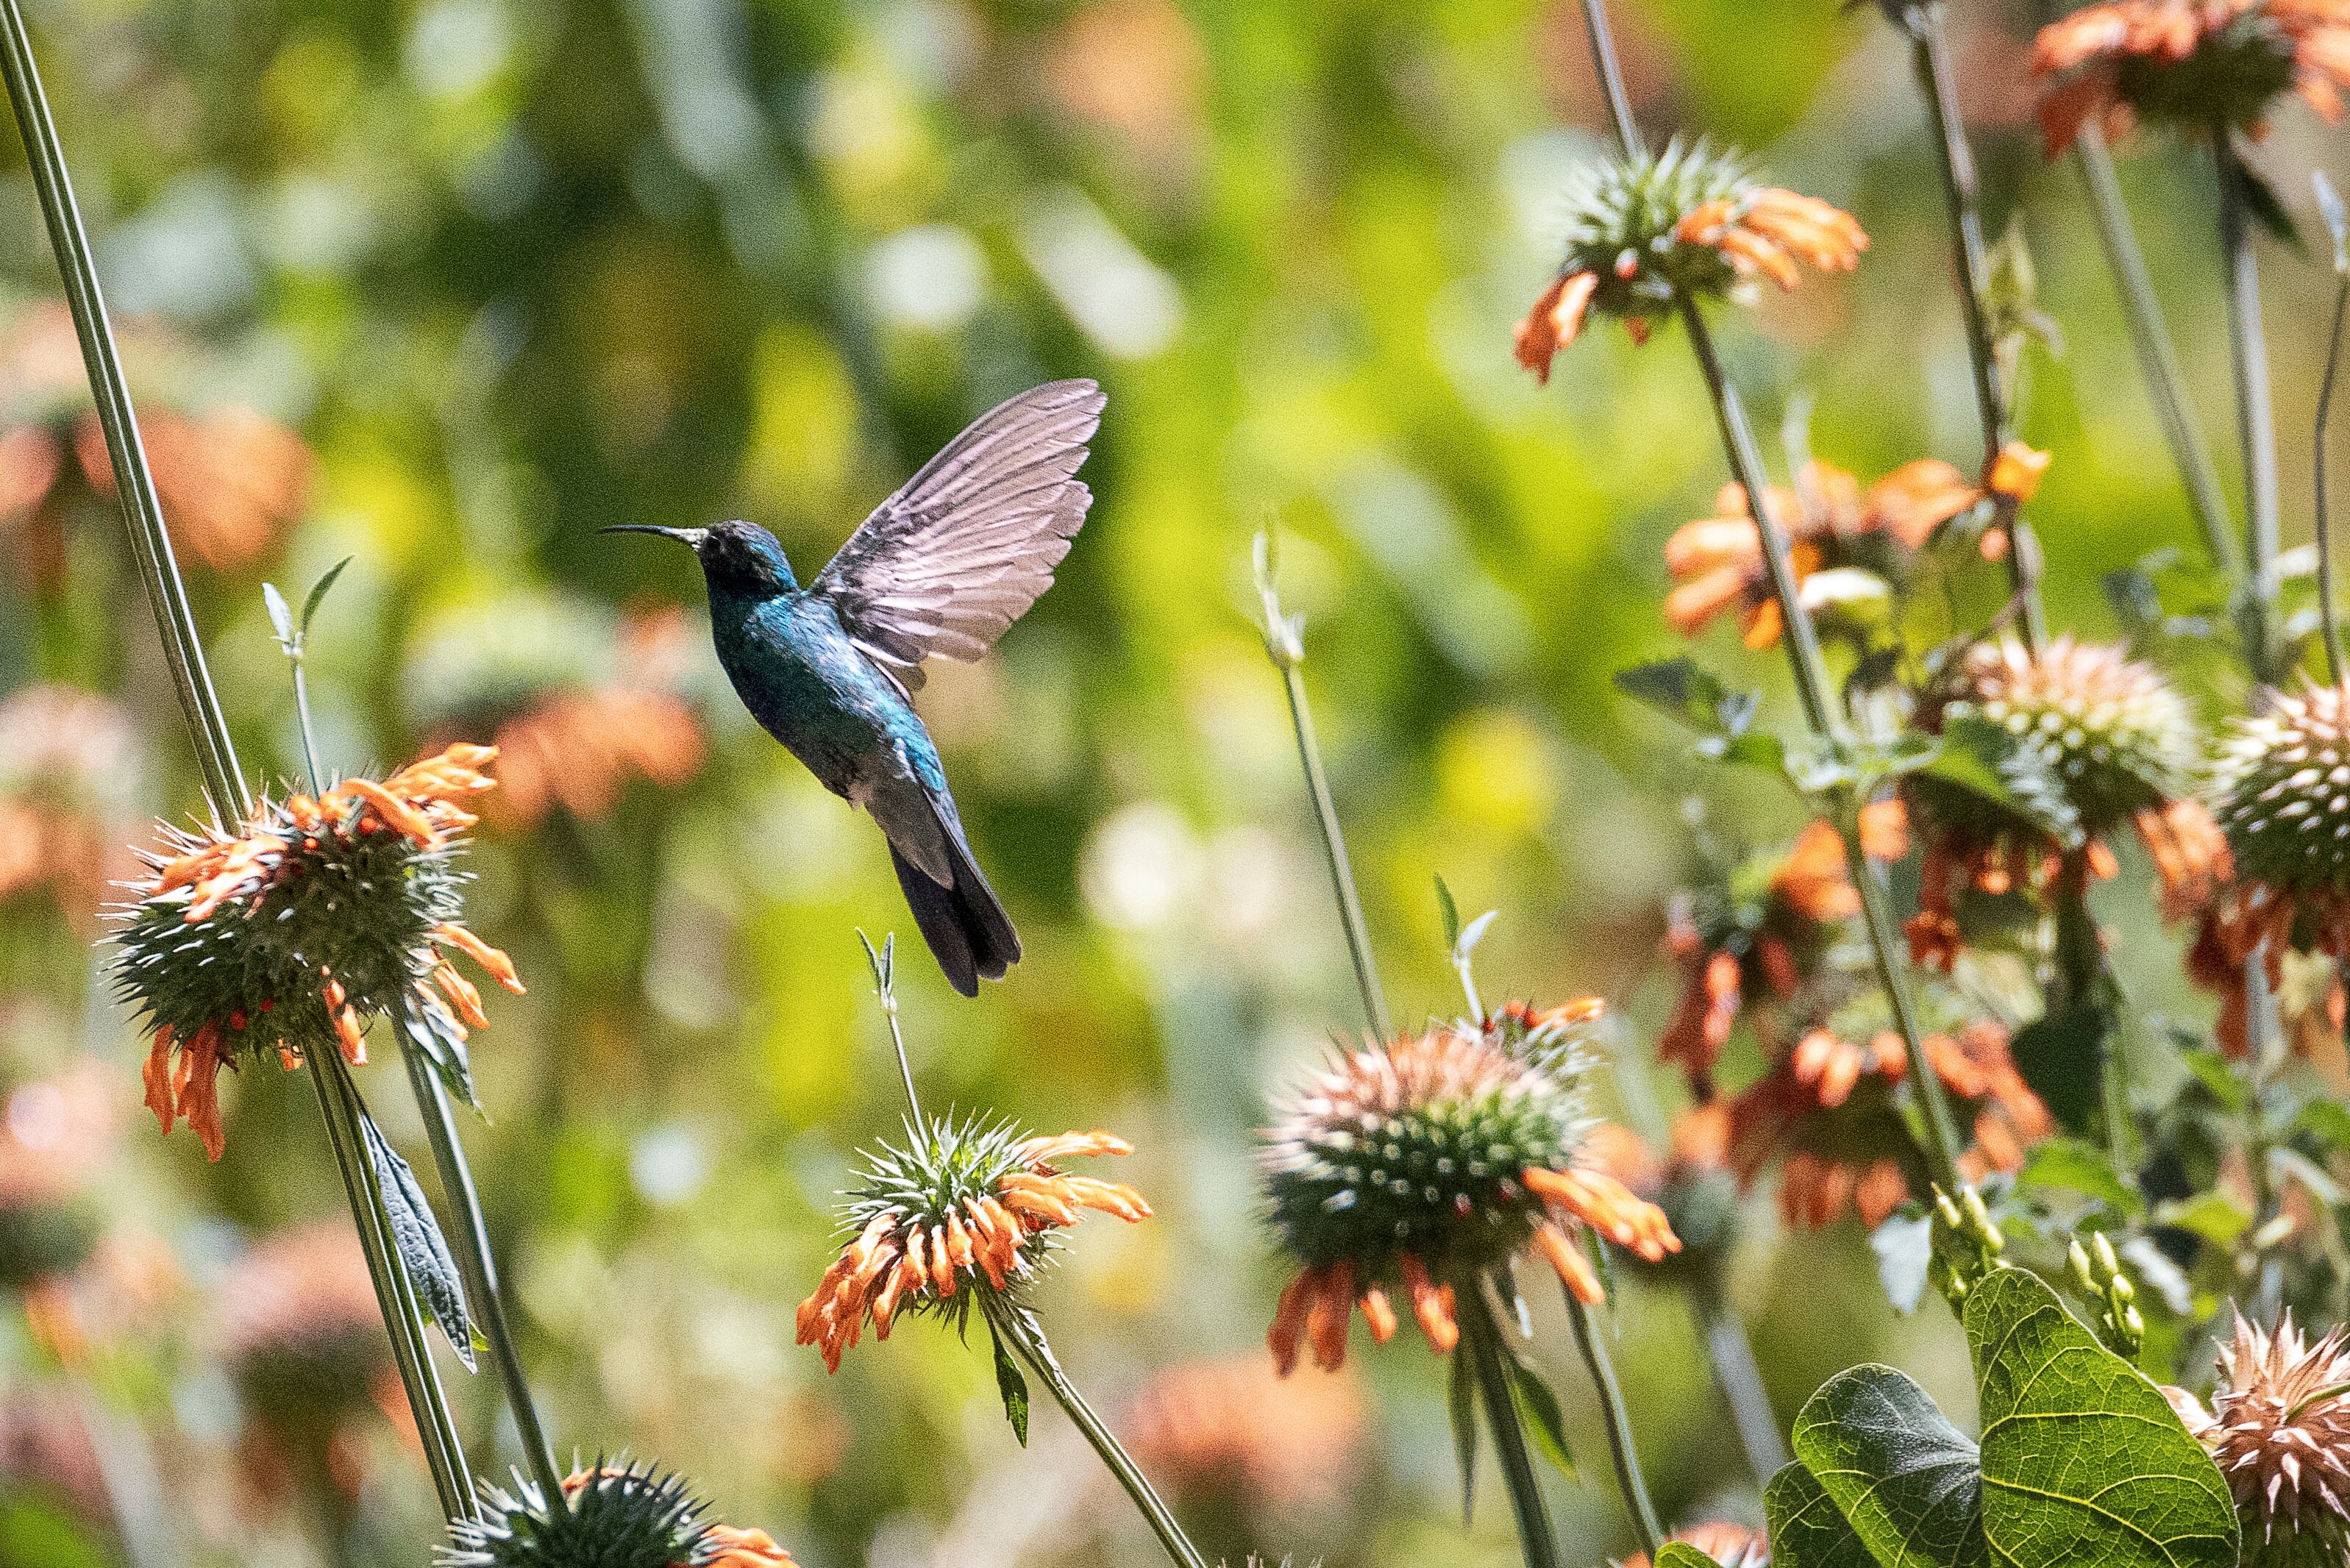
[605,379,1103,996]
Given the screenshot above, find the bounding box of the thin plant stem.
[1257,547,1392,1039]
[1576,0,1643,157]
[312,1047,476,1518]
[1901,2,2045,648]
[983,1300,1209,1568]
[0,0,241,816]
[1281,664,1389,1039]
[1460,1286,1563,1568]
[1681,299,1969,1186]
[0,6,483,1519]
[1567,1285,1666,1557]
[2315,261,2349,683]
[1693,1279,1790,1482]
[396,1008,569,1505]
[860,931,928,1145]
[1607,1047,1786,1486]
[2074,121,2241,584]
[2215,129,2282,684]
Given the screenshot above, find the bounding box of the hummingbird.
[605,379,1103,996]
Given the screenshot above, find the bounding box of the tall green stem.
[1257,544,1392,1041]
[313,1047,476,1518]
[2215,130,2282,684]
[2074,123,2241,585]
[1693,1279,1789,1483]
[1566,1287,1665,1556]
[1900,1,2045,649]
[396,1009,569,1505]
[1681,301,1970,1186]
[983,1301,1208,1568]
[2313,255,2349,684]
[1461,1289,1564,1568]
[0,4,480,1521]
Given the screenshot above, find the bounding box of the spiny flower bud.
[2165,1314,2350,1567]
[1261,1004,1678,1374]
[110,745,522,1158]
[2212,683,2350,905]
[439,1463,795,1568]
[1512,138,1864,380]
[796,1116,1149,1372]
[1905,637,2206,966]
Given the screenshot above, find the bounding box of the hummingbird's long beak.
[599,524,708,548]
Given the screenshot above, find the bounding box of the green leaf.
[1791,1364,1988,1568]
[2007,1007,2112,1136]
[1448,1341,1479,1525]
[988,1321,1029,1447]
[360,1113,477,1372]
[1435,876,1460,947]
[1923,714,2084,850]
[1765,1462,1879,1568]
[2234,153,2304,253]
[2019,1136,2143,1219]
[1964,1267,2238,1568]
[2294,1097,2350,1152]
[400,998,480,1113]
[1616,658,1762,758]
[300,556,354,638]
[2154,1189,2251,1247]
[1656,1547,1726,1568]
[1506,1355,1575,1480]
[261,582,296,650]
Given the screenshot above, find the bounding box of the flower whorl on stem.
[1261,1001,1678,1375]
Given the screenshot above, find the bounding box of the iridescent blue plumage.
[605,379,1104,994]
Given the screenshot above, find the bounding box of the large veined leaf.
[1792,1364,1989,1568]
[1656,1545,1733,1568]
[1765,1461,1879,1568]
[1964,1268,2238,1568]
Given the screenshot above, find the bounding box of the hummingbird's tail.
[888,802,1020,997]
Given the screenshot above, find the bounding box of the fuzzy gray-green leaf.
[988,1321,1029,1447]
[1448,1340,1479,1525]
[361,1113,476,1372]
[1791,1364,1987,1568]
[1964,1266,2237,1568]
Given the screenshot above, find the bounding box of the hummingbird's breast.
[710,591,918,795]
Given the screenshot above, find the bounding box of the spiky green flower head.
[2211,683,2350,902]
[441,1463,719,1568]
[1261,1004,1681,1373]
[1514,140,1865,379]
[1264,1011,1594,1283]
[1902,635,2198,901]
[110,746,521,1159]
[796,1114,1149,1372]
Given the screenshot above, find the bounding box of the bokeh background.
[2,0,2348,1563]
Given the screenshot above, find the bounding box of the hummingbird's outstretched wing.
[811,379,1103,689]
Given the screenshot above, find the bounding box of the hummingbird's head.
[601,519,797,595]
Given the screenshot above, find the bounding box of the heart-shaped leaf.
[1656,1545,1731,1568]
[1791,1364,1987,1568]
[1964,1267,2237,1568]
[1765,1461,1879,1568]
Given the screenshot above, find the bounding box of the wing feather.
[811,379,1103,686]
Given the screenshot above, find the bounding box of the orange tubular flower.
[1728,1019,2051,1229]
[1261,1006,1677,1375]
[1664,459,1979,647]
[795,1120,1148,1373]
[1658,809,1907,1096]
[115,745,521,1159]
[1514,139,1864,379]
[2033,0,2350,154]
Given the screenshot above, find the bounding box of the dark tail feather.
[889,810,1020,997]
